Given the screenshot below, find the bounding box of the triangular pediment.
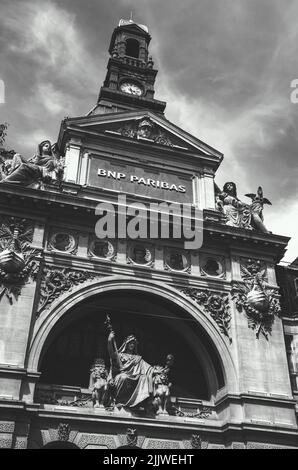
[64,111,223,159]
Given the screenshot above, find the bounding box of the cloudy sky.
[0,0,297,261]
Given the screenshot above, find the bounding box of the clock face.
[120,82,143,96]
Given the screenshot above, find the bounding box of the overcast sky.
[0,0,297,262]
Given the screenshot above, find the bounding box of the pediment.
[65,111,223,158]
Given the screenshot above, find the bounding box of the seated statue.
[217,182,252,229]
[105,315,174,413]
[0,140,63,188]
[107,330,155,409]
[89,358,108,408]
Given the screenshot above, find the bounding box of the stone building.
[0,18,297,450]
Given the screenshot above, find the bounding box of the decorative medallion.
[165,249,190,273]
[231,259,280,339]
[127,243,154,266]
[88,239,116,261]
[200,254,226,279]
[182,288,232,343]
[48,231,77,254]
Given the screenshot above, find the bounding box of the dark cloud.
[0,0,297,259]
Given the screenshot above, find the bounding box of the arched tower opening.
[125,38,140,58]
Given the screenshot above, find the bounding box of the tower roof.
[118,18,149,33]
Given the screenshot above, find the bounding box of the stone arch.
[28,276,238,397]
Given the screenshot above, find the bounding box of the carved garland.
[181,288,232,343]
[37,266,102,315]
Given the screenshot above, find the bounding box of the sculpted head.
[223,182,237,198]
[38,140,52,156]
[119,334,138,354]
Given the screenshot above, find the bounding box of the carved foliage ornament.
[126,428,138,447]
[0,216,39,303]
[57,423,71,442]
[182,288,232,343]
[117,118,174,147]
[191,434,209,450]
[231,258,280,339]
[37,266,101,315]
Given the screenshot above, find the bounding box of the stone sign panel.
[87,156,193,203]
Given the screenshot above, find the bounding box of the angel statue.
[245,187,271,233]
[0,140,64,188]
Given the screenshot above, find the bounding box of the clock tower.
[90,19,166,115]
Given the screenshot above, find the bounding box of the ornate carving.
[172,405,212,419]
[154,130,173,147]
[89,358,108,408]
[137,119,154,139]
[232,258,281,339]
[37,266,100,314]
[117,118,174,147]
[126,428,137,447]
[0,217,39,303]
[191,434,209,449]
[182,288,232,343]
[57,423,71,442]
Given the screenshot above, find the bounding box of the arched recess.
[28,276,238,399]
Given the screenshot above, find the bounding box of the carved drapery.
[181,288,232,343]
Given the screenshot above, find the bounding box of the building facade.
[0,19,297,450]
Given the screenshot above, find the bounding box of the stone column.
[64,139,82,184]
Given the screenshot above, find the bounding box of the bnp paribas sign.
[88,156,193,203]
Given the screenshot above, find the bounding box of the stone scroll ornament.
[181,288,232,343]
[216,183,271,233]
[0,216,40,304]
[231,258,281,340]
